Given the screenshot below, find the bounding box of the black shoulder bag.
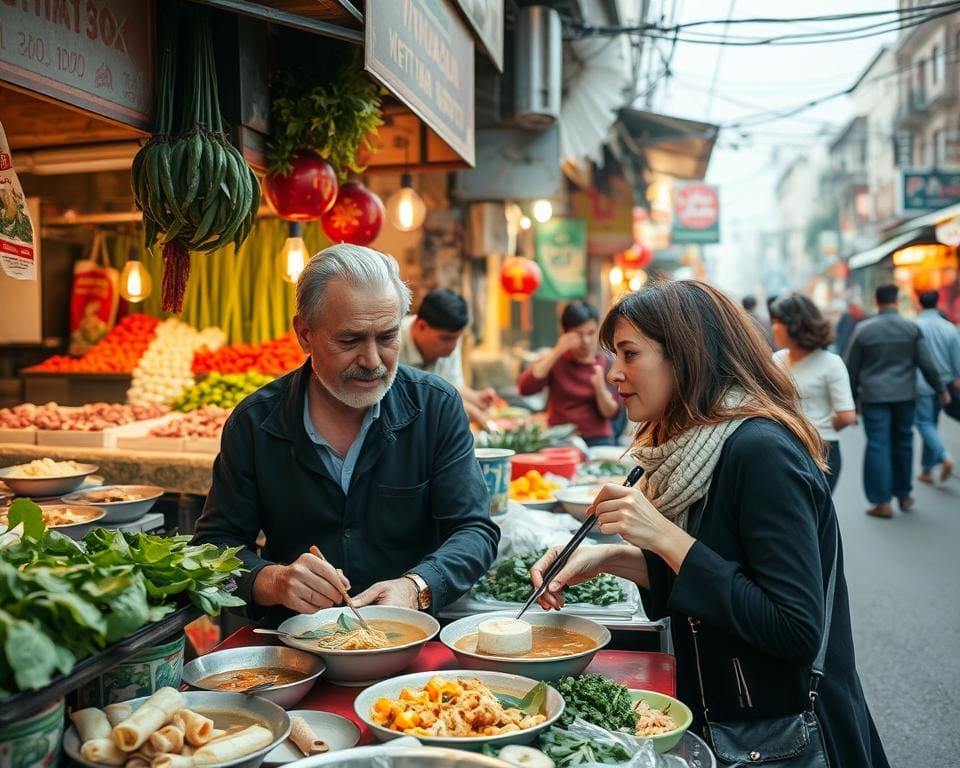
[686,497,836,767]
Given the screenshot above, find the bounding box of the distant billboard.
[671,183,720,244]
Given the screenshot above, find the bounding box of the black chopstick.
[516,465,644,620]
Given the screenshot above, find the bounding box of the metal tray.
[0,602,201,726]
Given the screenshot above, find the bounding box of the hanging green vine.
[267,63,385,179]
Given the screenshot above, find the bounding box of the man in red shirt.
[518,301,622,445]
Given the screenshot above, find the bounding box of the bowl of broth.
[276,605,440,687]
[181,645,325,709]
[439,612,610,681]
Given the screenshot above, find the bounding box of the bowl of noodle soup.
[276,606,439,686]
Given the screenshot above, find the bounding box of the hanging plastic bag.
[537,717,691,767]
[68,231,120,355]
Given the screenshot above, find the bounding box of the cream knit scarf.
[630,390,751,530]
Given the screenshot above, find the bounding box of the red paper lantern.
[615,243,653,271]
[500,257,542,299]
[321,181,385,246]
[264,153,339,221]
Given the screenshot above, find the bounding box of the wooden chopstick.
[308,545,372,630]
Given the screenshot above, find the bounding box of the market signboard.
[671,182,720,244]
[452,0,503,72]
[901,171,960,211]
[534,218,587,301]
[0,0,154,129]
[0,120,36,280]
[365,0,475,166]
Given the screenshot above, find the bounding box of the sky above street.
[649,0,901,297]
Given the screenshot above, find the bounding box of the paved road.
[833,415,960,765]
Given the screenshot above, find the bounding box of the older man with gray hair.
[194,244,499,622]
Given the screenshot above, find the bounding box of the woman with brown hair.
[770,293,857,492]
[530,281,888,767]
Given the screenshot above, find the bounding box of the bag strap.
[686,494,839,718]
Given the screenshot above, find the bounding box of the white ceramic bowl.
[276,606,439,687]
[181,645,326,709]
[554,484,603,522]
[63,691,291,768]
[0,463,99,498]
[283,744,516,768]
[61,484,164,523]
[354,669,564,750]
[439,612,610,681]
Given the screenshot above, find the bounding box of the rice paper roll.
[191,726,273,765]
[136,742,158,760]
[171,710,215,747]
[180,745,196,757]
[149,726,185,755]
[289,717,328,756]
[151,755,195,768]
[106,704,133,728]
[82,738,128,766]
[204,730,226,743]
[124,757,151,768]
[71,708,112,742]
[112,688,185,752]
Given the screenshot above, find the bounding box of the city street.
[834,415,960,764]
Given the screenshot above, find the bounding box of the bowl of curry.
[181,646,325,709]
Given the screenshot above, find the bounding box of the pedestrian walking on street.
[741,294,774,348]
[913,290,960,484]
[771,293,857,492]
[833,300,866,357]
[845,284,947,518]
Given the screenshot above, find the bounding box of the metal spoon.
[242,681,275,695]
[252,628,299,639]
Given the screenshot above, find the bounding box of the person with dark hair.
[914,290,960,484]
[529,280,889,768]
[771,293,857,492]
[399,289,498,426]
[845,283,946,517]
[741,294,774,348]
[518,300,621,446]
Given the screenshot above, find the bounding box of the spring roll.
[81,738,128,766]
[149,726,185,755]
[136,743,158,761]
[191,726,273,765]
[151,755,195,768]
[112,688,185,752]
[106,704,133,727]
[71,708,112,742]
[203,730,226,743]
[288,717,328,756]
[124,757,151,768]
[171,710,215,747]
[180,745,196,757]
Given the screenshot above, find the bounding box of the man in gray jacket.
[194,244,499,624]
[845,284,947,518]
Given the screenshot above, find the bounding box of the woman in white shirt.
[770,293,858,492]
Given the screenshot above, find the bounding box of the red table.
[218,627,676,745]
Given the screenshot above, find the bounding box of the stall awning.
[614,109,718,181]
[847,201,960,270]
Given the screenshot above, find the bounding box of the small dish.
[0,462,99,498]
[627,689,693,753]
[61,484,164,524]
[263,711,360,764]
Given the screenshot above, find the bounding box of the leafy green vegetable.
[0,501,246,694]
[539,726,632,766]
[494,681,547,716]
[471,550,625,606]
[578,461,634,478]
[475,423,577,455]
[554,674,638,731]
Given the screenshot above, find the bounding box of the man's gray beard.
[312,362,397,409]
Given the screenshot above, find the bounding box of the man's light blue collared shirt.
[303,393,380,494]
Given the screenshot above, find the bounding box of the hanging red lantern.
[500,256,542,299]
[264,153,339,221]
[615,243,653,271]
[321,181,385,246]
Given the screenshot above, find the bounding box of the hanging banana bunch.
[132,5,260,314]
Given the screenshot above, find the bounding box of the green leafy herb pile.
[0,500,245,695]
[578,460,634,478]
[475,423,577,455]
[471,550,625,606]
[539,727,632,766]
[554,674,638,731]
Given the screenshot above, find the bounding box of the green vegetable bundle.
[471,549,625,606]
[0,500,245,694]
[173,371,274,412]
[554,674,638,731]
[475,423,578,455]
[539,727,632,766]
[132,6,260,314]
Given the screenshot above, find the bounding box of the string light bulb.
[519,215,532,231]
[533,199,553,223]
[609,266,624,287]
[119,248,152,303]
[278,221,308,284]
[386,173,427,232]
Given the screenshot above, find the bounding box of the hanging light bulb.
[120,248,152,303]
[628,274,644,292]
[386,173,427,231]
[609,266,624,287]
[519,215,532,231]
[278,221,308,284]
[533,199,553,223]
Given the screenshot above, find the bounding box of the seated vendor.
[193,244,500,622]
